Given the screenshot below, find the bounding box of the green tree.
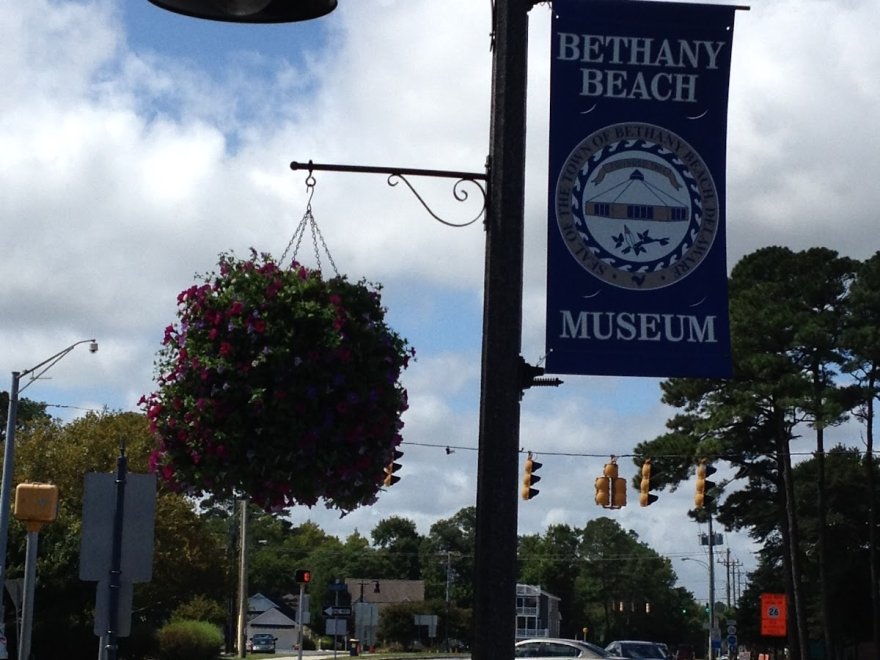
[169,595,227,626]
[371,516,423,580]
[11,411,228,659]
[376,598,468,650]
[421,507,475,607]
[0,392,49,442]
[633,247,864,660]
[841,250,880,657]
[377,600,425,649]
[737,447,875,653]
[785,248,856,660]
[577,518,689,645]
[518,524,585,638]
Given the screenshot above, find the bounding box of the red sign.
[760,593,787,637]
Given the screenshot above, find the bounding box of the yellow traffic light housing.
[612,477,627,507]
[694,458,717,508]
[639,459,659,507]
[595,457,626,509]
[384,449,403,487]
[522,452,542,500]
[594,476,610,506]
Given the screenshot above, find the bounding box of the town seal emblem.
[555,122,719,290]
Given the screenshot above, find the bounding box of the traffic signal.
[596,458,626,508]
[639,459,658,507]
[294,569,312,584]
[384,449,403,487]
[612,476,627,508]
[594,476,610,507]
[605,460,627,508]
[521,452,542,500]
[694,459,717,508]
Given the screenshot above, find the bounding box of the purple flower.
[141,251,414,514]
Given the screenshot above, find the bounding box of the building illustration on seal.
[583,166,689,223]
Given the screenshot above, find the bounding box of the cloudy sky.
[2,0,878,603]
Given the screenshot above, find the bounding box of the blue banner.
[545,0,737,378]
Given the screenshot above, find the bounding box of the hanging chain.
[280,173,339,276]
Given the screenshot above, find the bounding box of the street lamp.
[144,1,531,659]
[147,0,336,23]
[0,338,98,658]
[680,557,715,660]
[357,580,380,603]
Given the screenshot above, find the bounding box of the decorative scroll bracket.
[290,160,488,228]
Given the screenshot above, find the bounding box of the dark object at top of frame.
[147,0,337,24]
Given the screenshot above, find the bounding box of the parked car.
[250,633,277,654]
[516,638,610,658]
[605,640,668,660]
[675,644,695,660]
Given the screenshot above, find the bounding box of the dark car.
[516,638,610,659]
[250,633,277,654]
[675,645,694,660]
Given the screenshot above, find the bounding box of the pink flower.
[142,251,414,513]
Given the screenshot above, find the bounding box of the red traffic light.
[294,569,312,584]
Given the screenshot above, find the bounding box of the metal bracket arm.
[290,160,488,228]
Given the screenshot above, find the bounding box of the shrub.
[168,595,227,627]
[156,620,223,660]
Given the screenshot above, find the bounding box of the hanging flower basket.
[140,251,415,512]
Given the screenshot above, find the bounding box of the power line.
[401,440,856,459]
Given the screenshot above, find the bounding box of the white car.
[605,640,668,660]
[516,638,610,659]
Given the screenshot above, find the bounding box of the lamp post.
[0,338,98,659]
[681,557,716,660]
[144,1,532,659]
[236,499,248,659]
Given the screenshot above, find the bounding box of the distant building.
[344,578,425,649]
[246,593,304,653]
[516,584,561,639]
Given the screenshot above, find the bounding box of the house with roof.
[344,578,425,649]
[246,593,303,653]
[515,583,561,640]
